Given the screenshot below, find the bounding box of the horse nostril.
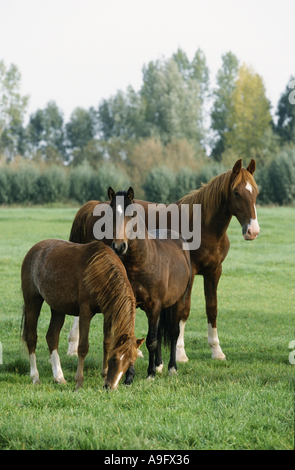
[103,382,110,391]
[121,242,126,253]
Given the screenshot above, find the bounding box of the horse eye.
[234,190,240,198]
[131,212,136,218]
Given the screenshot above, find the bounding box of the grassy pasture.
[0,206,294,450]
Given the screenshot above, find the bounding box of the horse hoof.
[67,342,78,356]
[75,382,83,391]
[32,378,41,385]
[147,375,155,381]
[156,363,163,373]
[176,352,189,363]
[67,350,78,357]
[212,352,226,360]
[169,367,178,376]
[55,378,67,385]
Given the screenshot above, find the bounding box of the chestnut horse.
[68,159,260,361]
[108,186,192,378]
[21,239,144,390]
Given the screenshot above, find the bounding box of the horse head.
[104,335,144,390]
[108,186,136,256]
[227,159,260,240]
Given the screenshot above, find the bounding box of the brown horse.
[68,159,260,361]
[108,186,192,378]
[21,239,144,390]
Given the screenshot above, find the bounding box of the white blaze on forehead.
[245,181,253,193]
[117,204,123,215]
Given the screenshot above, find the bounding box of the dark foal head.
[108,186,135,256]
[104,335,144,390]
[227,159,260,240]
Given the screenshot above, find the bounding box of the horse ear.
[127,187,134,201]
[108,187,115,201]
[232,159,242,178]
[136,338,145,349]
[247,159,256,175]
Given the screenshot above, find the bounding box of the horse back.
[21,240,93,315]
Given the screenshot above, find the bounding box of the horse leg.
[101,315,111,378]
[176,278,193,363]
[168,304,182,375]
[146,306,161,379]
[155,326,163,373]
[67,316,79,356]
[203,266,226,360]
[22,296,44,385]
[75,304,93,391]
[46,309,66,384]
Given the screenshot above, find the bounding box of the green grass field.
[0,206,294,450]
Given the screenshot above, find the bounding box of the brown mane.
[178,168,259,226]
[83,243,136,354]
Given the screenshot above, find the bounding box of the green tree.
[225,64,272,158]
[141,58,203,143]
[26,101,65,162]
[173,47,210,104]
[65,106,98,164]
[0,60,29,157]
[275,76,295,143]
[98,86,144,141]
[143,166,176,203]
[210,52,239,160]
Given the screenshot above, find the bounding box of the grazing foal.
[21,239,144,390]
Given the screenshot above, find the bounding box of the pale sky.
[0,0,294,123]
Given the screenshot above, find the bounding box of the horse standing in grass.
[21,239,144,390]
[68,159,260,361]
[108,186,192,378]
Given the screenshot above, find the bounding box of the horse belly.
[37,259,80,316]
[39,277,79,316]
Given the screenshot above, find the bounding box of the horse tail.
[69,200,98,244]
[159,307,173,347]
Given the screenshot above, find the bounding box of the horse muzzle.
[243,218,260,240]
[111,241,128,256]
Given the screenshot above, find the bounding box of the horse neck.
[208,201,232,239]
[198,171,233,239]
[124,231,149,268]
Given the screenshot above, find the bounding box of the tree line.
[0,49,294,205]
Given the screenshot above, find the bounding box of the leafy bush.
[173,167,198,201]
[255,166,273,205]
[69,160,130,203]
[69,160,94,203]
[9,165,40,204]
[91,162,131,201]
[143,166,176,203]
[0,167,12,204]
[268,147,295,205]
[37,166,69,203]
[195,162,226,189]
